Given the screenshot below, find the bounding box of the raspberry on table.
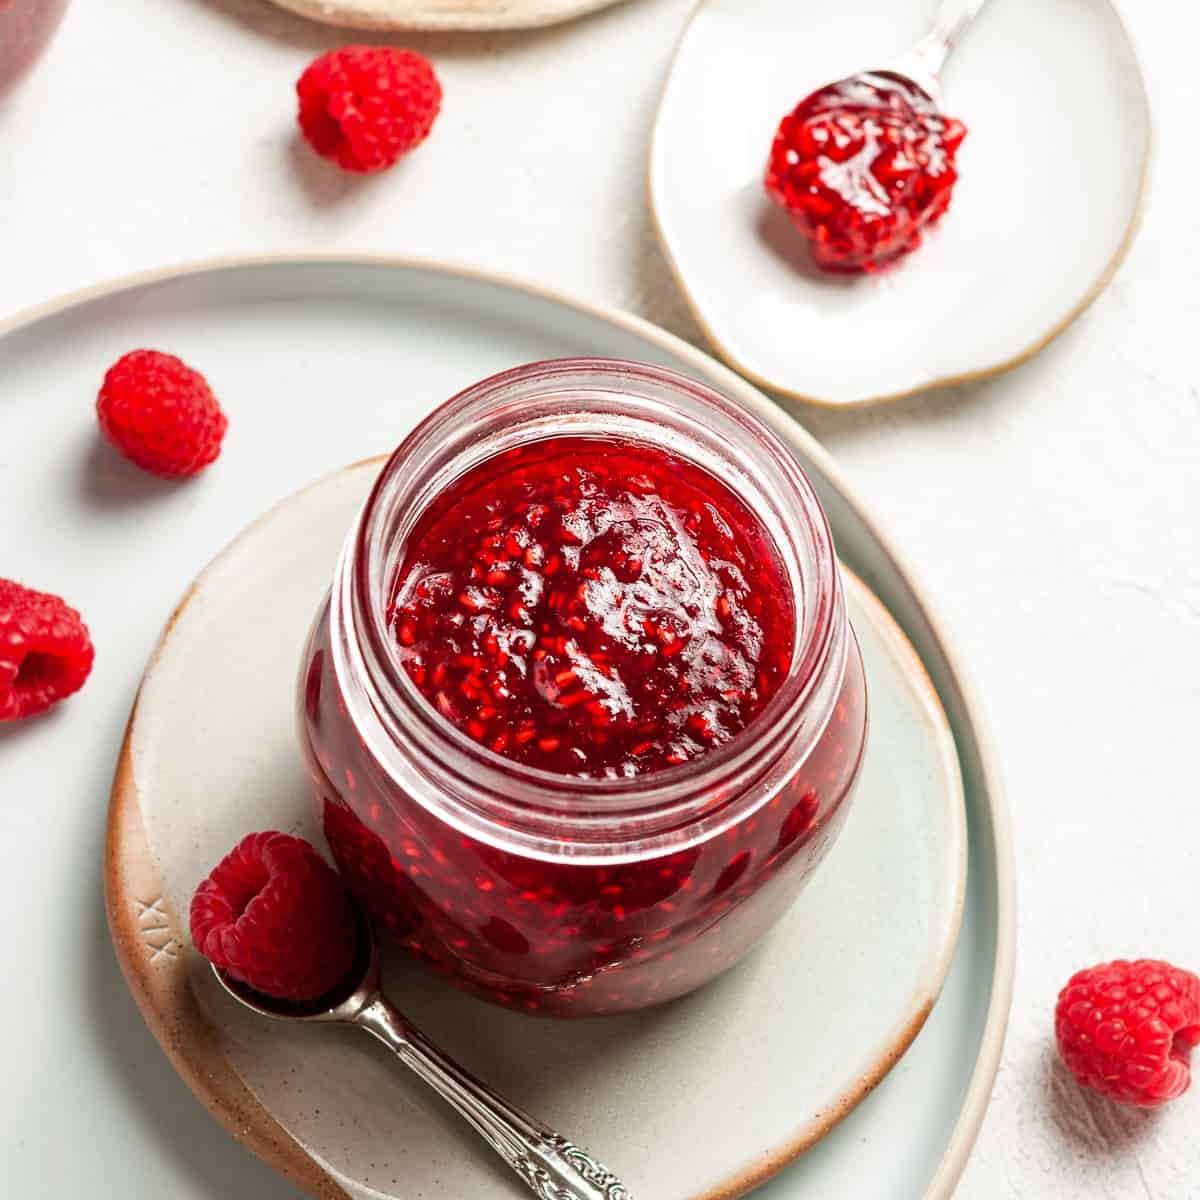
[1056,958,1200,1108]
[296,45,441,174]
[0,578,94,721]
[190,831,359,1002]
[96,349,227,478]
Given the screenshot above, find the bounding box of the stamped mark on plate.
[135,896,179,963]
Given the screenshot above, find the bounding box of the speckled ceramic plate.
[264,0,631,32]
[650,0,1151,407]
[0,256,1012,1200]
[109,453,964,1199]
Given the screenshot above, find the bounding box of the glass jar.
[0,0,69,93]
[298,359,868,1016]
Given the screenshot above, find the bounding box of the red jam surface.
[301,437,868,1015]
[765,73,967,273]
[387,437,795,779]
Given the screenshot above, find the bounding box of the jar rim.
[341,358,846,843]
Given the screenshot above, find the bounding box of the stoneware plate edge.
[0,251,1014,1198]
[104,688,354,1200]
[264,0,631,33]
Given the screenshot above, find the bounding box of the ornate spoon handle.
[353,993,631,1200]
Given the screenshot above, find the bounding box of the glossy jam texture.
[765,73,967,272]
[388,437,796,778]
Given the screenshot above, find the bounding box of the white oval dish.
[265,0,631,32]
[650,0,1151,407]
[0,255,1013,1199]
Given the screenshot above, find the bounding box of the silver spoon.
[882,0,990,106]
[211,920,632,1200]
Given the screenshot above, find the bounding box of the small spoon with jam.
[208,893,633,1200]
[765,0,989,273]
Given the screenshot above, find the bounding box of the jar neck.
[330,359,849,861]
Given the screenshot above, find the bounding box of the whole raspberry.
[0,578,94,721]
[1056,959,1200,1107]
[296,46,441,174]
[97,350,227,478]
[190,831,359,1002]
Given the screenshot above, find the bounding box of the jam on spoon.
[764,0,987,272]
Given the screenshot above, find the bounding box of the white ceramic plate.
[0,256,1013,1199]
[264,0,631,32]
[650,0,1151,407]
[108,457,965,1200]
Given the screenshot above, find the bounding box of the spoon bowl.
[211,901,380,1023]
[763,0,985,274]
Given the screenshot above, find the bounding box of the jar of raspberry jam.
[299,359,867,1016]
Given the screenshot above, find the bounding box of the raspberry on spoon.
[190,832,359,1002]
[0,578,94,721]
[1056,958,1200,1108]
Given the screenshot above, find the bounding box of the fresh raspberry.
[0,578,94,721]
[1056,959,1200,1107]
[190,832,359,1002]
[96,350,227,478]
[296,46,441,174]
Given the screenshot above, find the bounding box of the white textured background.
[2,1,1198,1197]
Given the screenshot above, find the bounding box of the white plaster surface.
[0,1,1197,1197]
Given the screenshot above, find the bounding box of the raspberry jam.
[299,360,868,1016]
[765,73,966,273]
[388,438,795,779]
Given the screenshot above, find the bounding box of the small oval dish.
[650,0,1151,407]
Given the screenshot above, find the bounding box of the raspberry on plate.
[296,45,441,174]
[0,578,94,721]
[190,831,359,1002]
[1056,958,1200,1108]
[97,349,227,478]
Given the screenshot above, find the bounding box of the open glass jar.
[298,359,867,1016]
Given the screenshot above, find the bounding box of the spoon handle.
[354,993,631,1200]
[916,0,991,71]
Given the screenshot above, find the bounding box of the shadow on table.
[1041,1044,1159,1157]
[77,437,189,512]
[285,130,393,211]
[86,892,306,1199]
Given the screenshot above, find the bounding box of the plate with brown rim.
[0,255,1012,1199]
[264,0,633,33]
